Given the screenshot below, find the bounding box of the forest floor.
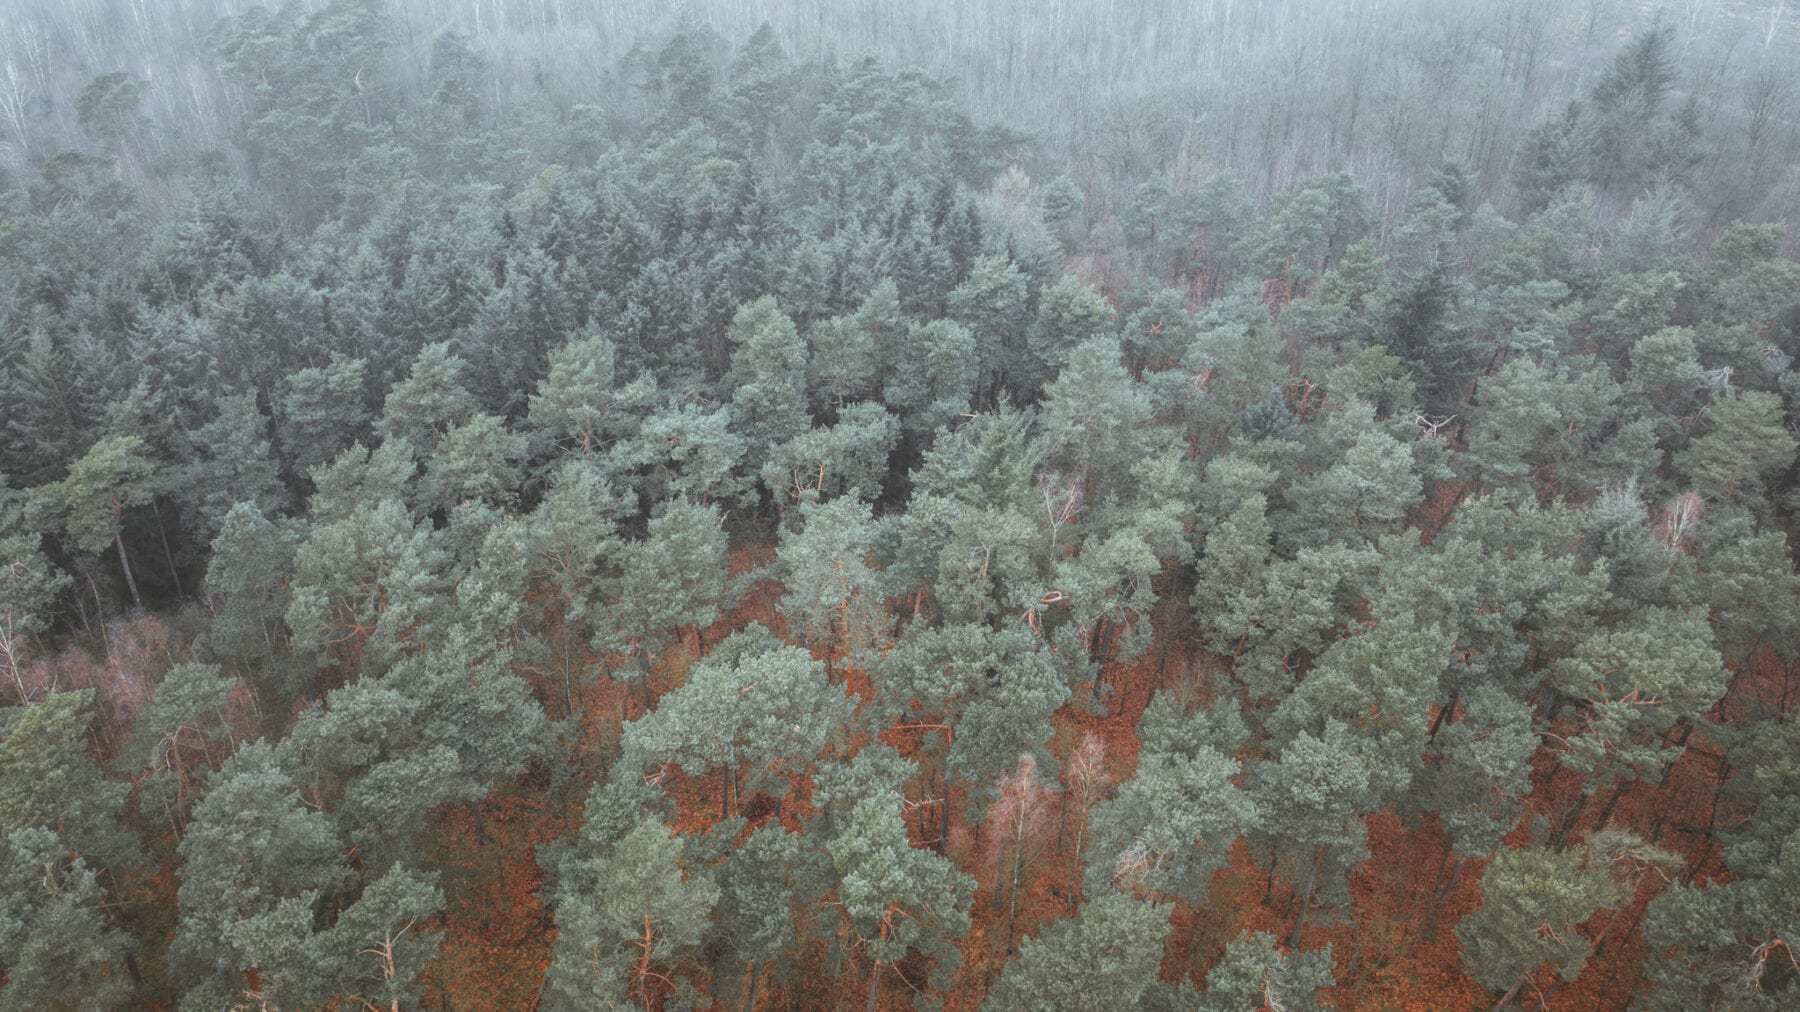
[400,577,1759,1010]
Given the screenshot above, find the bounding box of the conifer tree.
[982,894,1170,1011]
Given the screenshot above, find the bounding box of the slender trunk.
[834,594,850,680]
[5,645,25,704]
[937,771,951,855]
[1657,724,1695,787]
[1429,843,1453,896]
[1068,819,1086,914]
[85,569,112,657]
[1494,976,1525,1009]
[1550,801,1578,849]
[150,498,184,598]
[1004,812,1026,951]
[468,799,489,845]
[637,915,655,1008]
[1683,764,1732,885]
[115,532,144,612]
[1287,846,1323,948]
[560,630,575,719]
[1423,856,1470,940]
[1550,780,1600,849]
[865,960,881,1012]
[633,669,652,715]
[1426,688,1461,743]
[1589,782,1627,837]
[71,580,95,637]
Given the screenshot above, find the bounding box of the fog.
[4,0,1796,226]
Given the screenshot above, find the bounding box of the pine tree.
[591,496,730,686]
[546,802,720,1008]
[1084,695,1255,905]
[278,356,369,474]
[0,828,137,1009]
[0,689,139,873]
[1456,845,1620,1002]
[0,484,70,704]
[982,894,1170,1011]
[1200,932,1335,1012]
[181,392,288,540]
[375,342,479,455]
[947,255,1031,402]
[621,624,851,818]
[1513,102,1588,217]
[727,296,810,473]
[778,498,891,664]
[829,793,975,1005]
[36,434,158,611]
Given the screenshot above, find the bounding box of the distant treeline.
[4,0,1799,232]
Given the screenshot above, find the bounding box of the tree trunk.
[638,915,655,1008]
[1682,762,1732,885]
[560,632,576,719]
[632,669,653,716]
[1589,781,1627,836]
[1423,855,1470,940]
[1657,724,1695,787]
[1287,845,1323,947]
[1426,688,1461,743]
[151,498,184,598]
[115,531,144,612]
[938,772,952,855]
[71,575,96,638]
[469,798,489,845]
[865,960,881,1012]
[1068,817,1087,914]
[1007,840,1024,954]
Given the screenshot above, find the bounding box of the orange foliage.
[424,787,566,1010]
[388,543,1781,1007]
